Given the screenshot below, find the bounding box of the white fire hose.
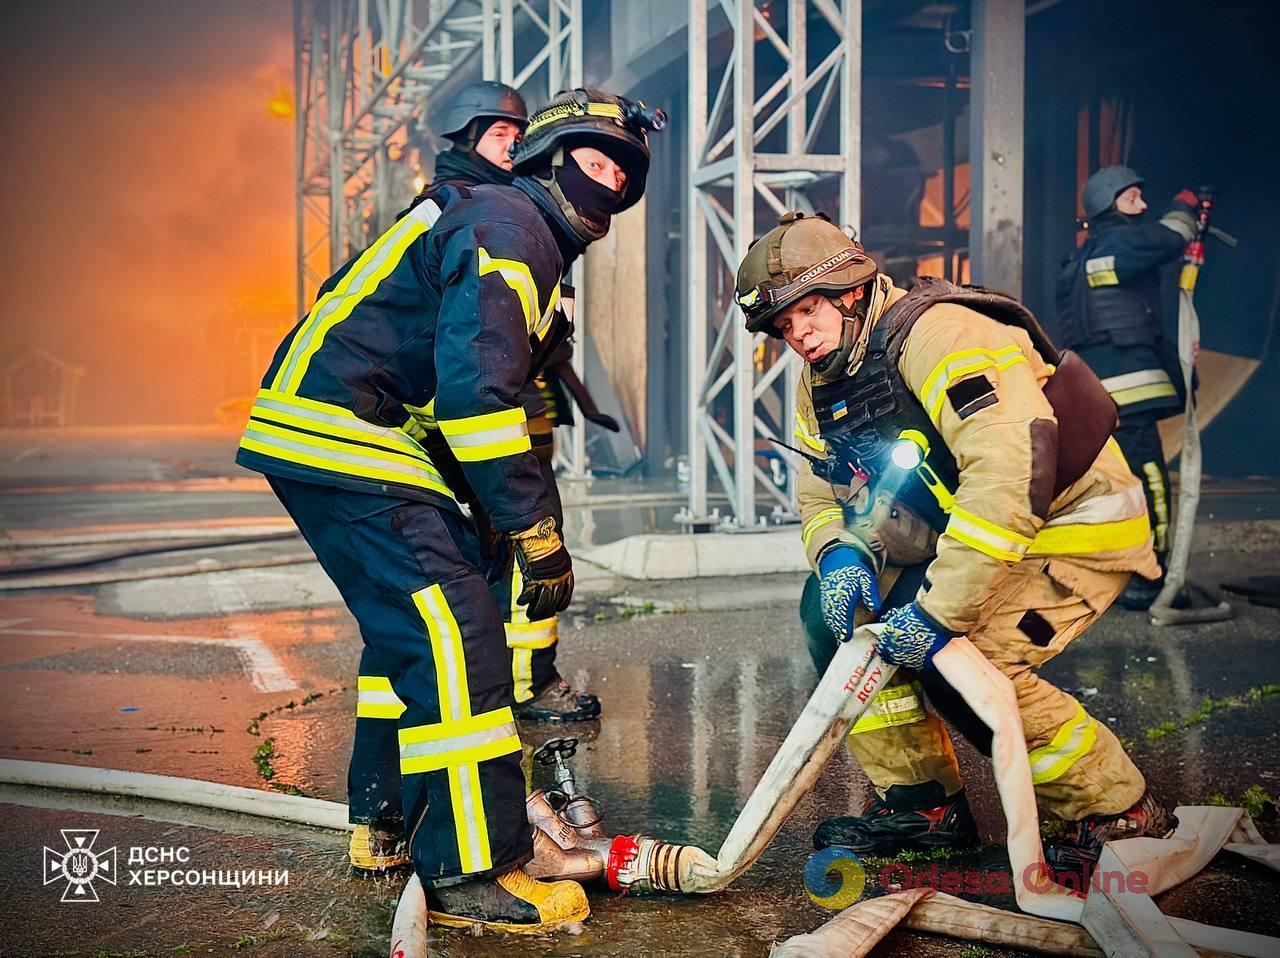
[390,623,1082,956]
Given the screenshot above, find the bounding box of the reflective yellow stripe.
[408,584,505,874]
[239,422,455,499]
[413,584,469,724]
[802,508,844,549]
[505,619,558,649]
[511,646,535,703]
[920,346,1025,423]
[848,682,927,735]
[1143,462,1169,552]
[532,284,562,341]
[437,407,532,462]
[1111,382,1178,407]
[249,389,429,460]
[478,247,539,334]
[1101,368,1178,408]
[274,201,440,394]
[945,505,1033,563]
[1179,263,1199,292]
[795,411,827,453]
[1029,704,1098,784]
[1026,513,1151,556]
[357,675,406,720]
[525,100,623,135]
[1085,255,1118,287]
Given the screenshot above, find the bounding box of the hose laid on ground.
[0,759,351,831]
[390,875,429,958]
[0,553,315,591]
[0,531,300,577]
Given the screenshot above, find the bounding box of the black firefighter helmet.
[511,88,665,241]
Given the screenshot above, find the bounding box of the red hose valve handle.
[605,834,641,891]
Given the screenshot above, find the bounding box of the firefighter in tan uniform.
[736,211,1176,872]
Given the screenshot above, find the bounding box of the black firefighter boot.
[427,866,590,934]
[814,781,980,856]
[514,676,601,723]
[1044,789,1178,877]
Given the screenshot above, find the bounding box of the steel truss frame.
[293,0,586,471]
[686,0,862,526]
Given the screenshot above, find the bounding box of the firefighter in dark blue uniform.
[340,79,599,884]
[237,89,660,934]
[1051,166,1199,609]
[427,80,603,724]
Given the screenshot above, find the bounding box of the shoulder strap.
[880,277,1062,364]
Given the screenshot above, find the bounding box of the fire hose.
[1150,188,1235,625]
[391,624,1084,956]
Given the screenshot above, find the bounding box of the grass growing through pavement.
[1145,684,1280,742]
[1204,784,1278,819]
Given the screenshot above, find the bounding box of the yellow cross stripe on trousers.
[1028,703,1098,784]
[403,583,517,874]
[478,246,540,335]
[848,682,927,735]
[920,345,1026,424]
[356,675,407,720]
[273,201,440,395]
[436,407,531,462]
[802,508,844,549]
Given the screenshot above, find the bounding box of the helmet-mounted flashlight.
[624,102,667,133]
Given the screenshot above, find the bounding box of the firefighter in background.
[736,212,1175,872]
[237,90,660,933]
[1052,166,1200,609]
[430,79,526,188]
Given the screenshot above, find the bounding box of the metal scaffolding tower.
[685,0,862,527]
[293,0,586,469]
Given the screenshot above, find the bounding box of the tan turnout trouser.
[848,557,1145,820]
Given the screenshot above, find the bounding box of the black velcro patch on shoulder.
[947,375,998,420]
[1017,610,1056,647]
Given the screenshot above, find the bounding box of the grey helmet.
[432,80,528,143]
[1082,165,1144,222]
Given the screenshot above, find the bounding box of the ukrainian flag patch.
[832,400,848,421]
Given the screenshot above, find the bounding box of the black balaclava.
[550,139,632,238]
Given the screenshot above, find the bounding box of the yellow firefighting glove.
[510,517,574,621]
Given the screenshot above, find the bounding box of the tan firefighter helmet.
[735,211,877,335]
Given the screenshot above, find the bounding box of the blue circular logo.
[803,847,866,909]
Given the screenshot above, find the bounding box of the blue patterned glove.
[876,602,957,669]
[818,546,882,642]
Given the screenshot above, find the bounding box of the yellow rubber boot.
[427,866,590,934]
[349,824,411,875]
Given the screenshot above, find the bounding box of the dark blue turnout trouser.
[268,476,531,885]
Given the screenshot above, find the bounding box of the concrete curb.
[582,528,807,579]
[581,519,1280,581]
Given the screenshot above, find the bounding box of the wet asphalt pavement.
[1,430,1278,957]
